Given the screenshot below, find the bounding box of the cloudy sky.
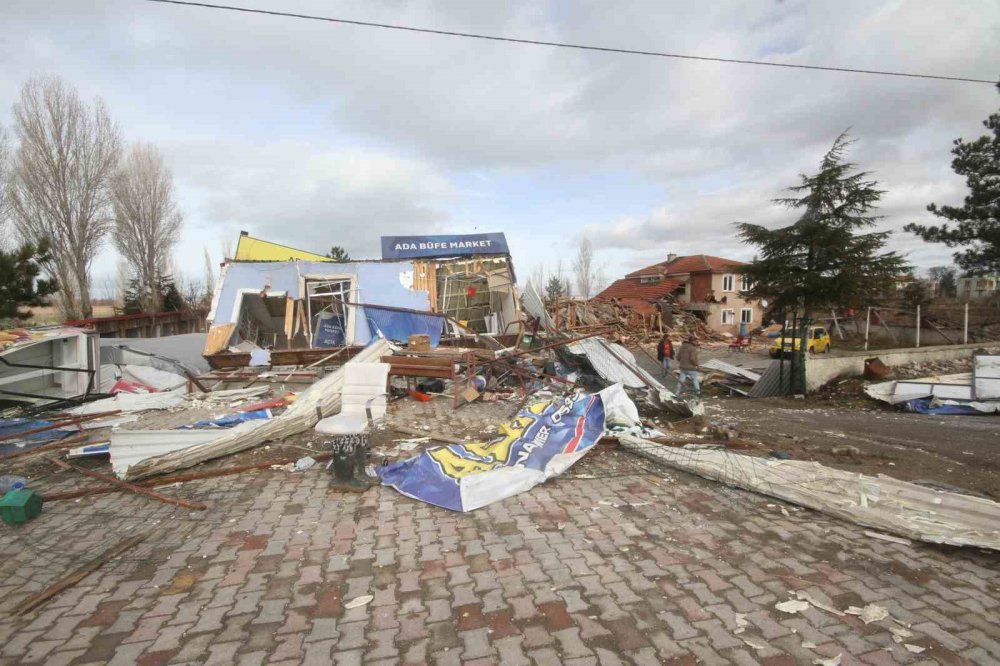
[1,0,998,294]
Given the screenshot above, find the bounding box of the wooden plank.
[14,535,146,615]
[381,355,452,369]
[47,457,208,511]
[42,452,334,502]
[390,424,464,444]
[283,296,295,345]
[203,323,236,356]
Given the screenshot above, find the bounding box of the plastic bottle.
[0,476,28,494]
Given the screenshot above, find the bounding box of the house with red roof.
[594,253,764,335]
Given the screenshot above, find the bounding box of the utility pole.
[915,304,921,347]
[963,302,969,344]
[864,307,871,351]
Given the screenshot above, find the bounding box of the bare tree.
[530,262,546,293]
[0,125,10,238]
[572,238,598,299]
[112,143,182,312]
[203,247,216,301]
[8,77,122,319]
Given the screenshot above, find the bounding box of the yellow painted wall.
[234,235,332,262]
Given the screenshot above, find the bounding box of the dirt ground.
[21,303,116,325]
[706,395,1000,500]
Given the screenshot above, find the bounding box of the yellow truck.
[769,325,831,358]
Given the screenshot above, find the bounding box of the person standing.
[676,336,701,396]
[656,332,674,376]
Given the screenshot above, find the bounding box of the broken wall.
[804,342,1000,392]
[206,260,430,349]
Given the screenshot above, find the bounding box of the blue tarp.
[380,393,605,511]
[363,308,444,346]
[0,419,73,442]
[0,419,74,457]
[180,409,272,429]
[902,398,984,416]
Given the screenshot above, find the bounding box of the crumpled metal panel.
[973,354,1000,400]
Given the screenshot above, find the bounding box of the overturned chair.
[314,361,390,491]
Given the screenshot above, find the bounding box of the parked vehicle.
[769,326,831,358]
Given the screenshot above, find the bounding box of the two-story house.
[957,275,999,301]
[594,254,764,335]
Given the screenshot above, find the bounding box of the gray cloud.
[0,0,997,280]
[163,140,456,258]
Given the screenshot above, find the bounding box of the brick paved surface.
[1,449,999,665]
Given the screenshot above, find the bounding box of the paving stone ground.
[1,447,998,665]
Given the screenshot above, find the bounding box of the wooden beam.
[42,452,334,502]
[47,457,207,511]
[14,535,146,615]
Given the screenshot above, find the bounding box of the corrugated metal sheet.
[110,429,228,478]
[747,361,791,398]
[565,337,664,390]
[974,354,1000,400]
[521,280,555,332]
[701,358,762,382]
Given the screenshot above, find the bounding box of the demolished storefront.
[0,327,101,408]
[202,233,522,368]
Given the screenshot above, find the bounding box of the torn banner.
[380,392,605,512]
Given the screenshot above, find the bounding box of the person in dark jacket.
[656,333,675,376]
[676,336,701,396]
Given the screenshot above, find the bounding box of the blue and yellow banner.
[379,392,605,511]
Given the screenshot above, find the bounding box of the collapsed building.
[203,232,522,368]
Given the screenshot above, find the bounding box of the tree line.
[0,76,191,323]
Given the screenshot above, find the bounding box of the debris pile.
[547,297,727,344]
[863,352,999,415]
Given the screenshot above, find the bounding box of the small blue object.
[0,475,28,494]
[768,451,792,460]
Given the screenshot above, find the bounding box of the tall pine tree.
[904,91,1000,275]
[736,132,908,315]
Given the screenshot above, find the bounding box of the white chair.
[315,362,390,435]
[315,362,390,490]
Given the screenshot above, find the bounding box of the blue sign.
[381,233,509,260]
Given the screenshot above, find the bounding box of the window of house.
[721,309,735,325]
[722,274,734,291]
[740,274,751,291]
[639,276,662,284]
[740,308,753,324]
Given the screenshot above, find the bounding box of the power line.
[143,0,998,85]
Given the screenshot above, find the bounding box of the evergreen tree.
[326,246,350,262]
[905,95,1000,275]
[121,274,185,314]
[736,132,908,315]
[0,238,58,321]
[901,280,931,311]
[544,275,566,302]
